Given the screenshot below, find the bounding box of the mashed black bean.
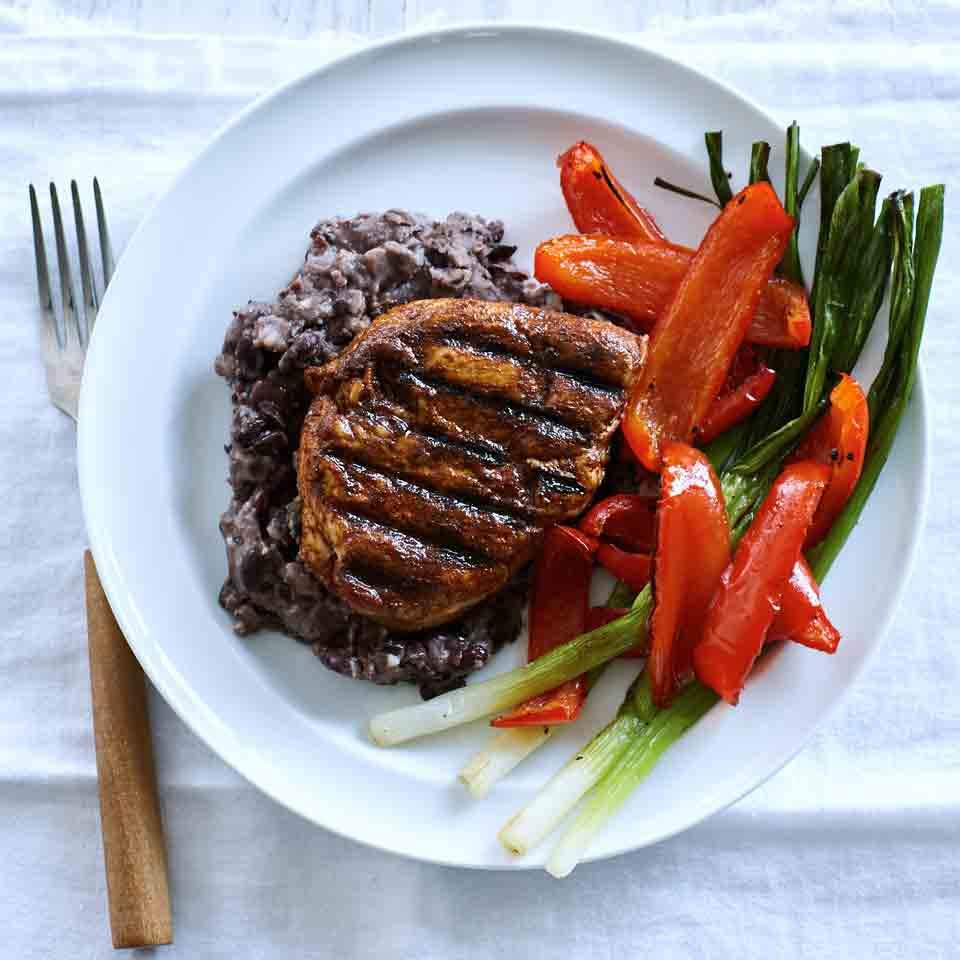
[215,211,563,698]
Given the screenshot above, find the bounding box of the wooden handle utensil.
[84,550,173,948]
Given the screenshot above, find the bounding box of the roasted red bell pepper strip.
[648,442,731,707]
[491,525,595,728]
[722,341,762,388]
[622,184,795,471]
[693,460,832,704]
[490,677,589,728]
[595,543,652,592]
[753,275,814,349]
[696,363,777,445]
[526,526,596,661]
[789,374,869,548]
[789,610,841,654]
[534,235,811,349]
[769,558,841,654]
[578,493,657,553]
[557,526,601,554]
[558,141,666,244]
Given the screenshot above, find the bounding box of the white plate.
[78,25,928,869]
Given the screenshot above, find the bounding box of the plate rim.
[77,21,931,869]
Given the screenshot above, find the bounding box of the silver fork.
[29,179,113,419]
[30,182,172,948]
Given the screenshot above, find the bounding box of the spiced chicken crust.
[297,298,647,630]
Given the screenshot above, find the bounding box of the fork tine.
[29,185,53,312]
[71,179,98,335]
[93,178,115,287]
[50,182,81,348]
[30,184,62,353]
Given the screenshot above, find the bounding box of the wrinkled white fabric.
[1,3,958,958]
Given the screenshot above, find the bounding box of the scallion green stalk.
[804,167,883,410]
[606,579,638,609]
[810,184,942,577]
[498,712,644,856]
[729,401,825,477]
[811,143,860,310]
[652,177,720,208]
[458,726,554,800]
[834,198,893,373]
[780,122,804,285]
[749,141,771,185]
[868,192,916,419]
[798,156,821,210]
[498,673,656,854]
[705,131,734,205]
[546,682,716,878]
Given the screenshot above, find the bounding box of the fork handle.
[84,551,173,949]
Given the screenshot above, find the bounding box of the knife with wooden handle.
[84,551,173,949]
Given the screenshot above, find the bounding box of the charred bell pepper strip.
[558,141,666,244]
[721,341,762,387]
[789,374,869,548]
[526,526,597,661]
[648,442,731,707]
[491,526,595,728]
[534,235,811,349]
[769,558,841,654]
[490,678,588,728]
[595,544,652,593]
[693,460,832,704]
[578,494,657,553]
[623,184,795,471]
[696,363,777,446]
[788,610,841,653]
[754,275,813,349]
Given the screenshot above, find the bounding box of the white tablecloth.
[2,2,958,957]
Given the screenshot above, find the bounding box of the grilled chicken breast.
[297,298,646,630]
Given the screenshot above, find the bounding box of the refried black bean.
[215,210,564,699]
